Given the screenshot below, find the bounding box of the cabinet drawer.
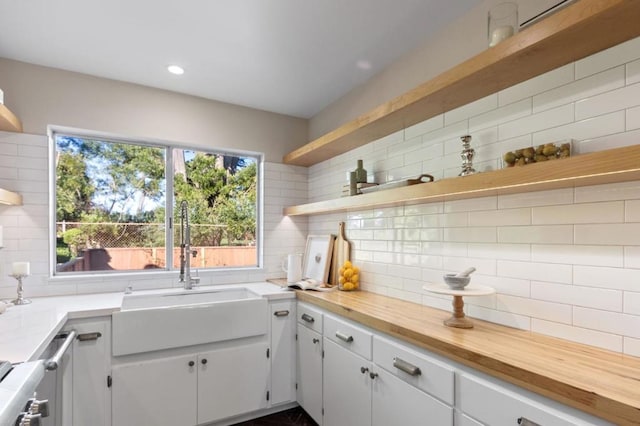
[297,302,323,334]
[460,373,613,426]
[373,335,454,405]
[324,314,372,360]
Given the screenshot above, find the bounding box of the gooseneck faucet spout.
[179,200,200,289]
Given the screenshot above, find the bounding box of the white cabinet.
[47,317,111,426]
[323,338,371,426]
[112,341,270,426]
[459,373,614,426]
[296,302,324,425]
[270,300,296,406]
[197,342,270,424]
[322,314,453,426]
[112,354,197,426]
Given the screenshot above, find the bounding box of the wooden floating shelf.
[0,187,23,206]
[0,104,23,133]
[284,0,640,167]
[284,145,640,216]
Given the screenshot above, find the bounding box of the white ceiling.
[0,0,481,118]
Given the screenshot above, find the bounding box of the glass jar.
[488,3,518,47]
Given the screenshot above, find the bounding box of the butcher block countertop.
[294,288,640,425]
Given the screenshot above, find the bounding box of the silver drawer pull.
[335,331,353,343]
[393,357,422,376]
[517,417,541,426]
[274,310,290,317]
[301,313,315,323]
[77,332,102,342]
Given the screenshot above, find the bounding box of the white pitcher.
[282,253,303,283]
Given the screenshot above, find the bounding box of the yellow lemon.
[353,282,359,289]
[352,266,360,274]
[343,260,352,269]
[339,267,345,276]
[342,282,355,291]
[343,268,354,279]
[351,274,359,284]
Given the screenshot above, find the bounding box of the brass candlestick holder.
[10,273,31,305]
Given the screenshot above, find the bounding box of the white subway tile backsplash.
[499,104,574,141]
[497,294,571,324]
[498,64,574,107]
[625,247,640,269]
[483,276,530,297]
[498,225,573,245]
[469,208,530,227]
[626,200,640,222]
[624,337,640,357]
[531,319,623,353]
[532,66,624,114]
[533,111,625,146]
[469,99,531,133]
[444,94,497,126]
[498,188,574,209]
[627,105,640,131]
[444,227,496,243]
[532,201,624,225]
[624,291,640,315]
[531,281,622,311]
[497,260,572,284]
[575,82,640,120]
[628,58,640,85]
[532,244,622,267]
[575,36,640,79]
[404,115,443,140]
[575,223,640,245]
[467,243,530,261]
[444,196,497,212]
[467,304,531,330]
[575,181,640,203]
[573,306,640,339]
[574,265,640,291]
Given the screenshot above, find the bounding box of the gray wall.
[0,58,307,162]
[308,0,561,140]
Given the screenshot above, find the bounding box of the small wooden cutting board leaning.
[330,222,351,286]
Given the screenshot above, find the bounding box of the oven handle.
[45,330,76,371]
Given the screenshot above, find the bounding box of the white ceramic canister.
[282,253,303,283]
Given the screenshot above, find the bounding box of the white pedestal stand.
[423,283,495,329]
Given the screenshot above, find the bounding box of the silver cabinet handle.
[301,313,315,323]
[274,310,290,317]
[335,331,354,343]
[393,357,422,376]
[77,332,102,342]
[45,330,76,371]
[517,418,541,426]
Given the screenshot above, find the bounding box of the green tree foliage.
[56,151,94,221]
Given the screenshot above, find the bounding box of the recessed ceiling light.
[356,60,372,70]
[167,65,184,75]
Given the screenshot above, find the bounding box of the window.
[52,131,261,275]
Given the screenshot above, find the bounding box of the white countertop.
[0,282,294,364]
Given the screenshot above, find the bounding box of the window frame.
[48,126,264,278]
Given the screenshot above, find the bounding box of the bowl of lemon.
[338,260,360,291]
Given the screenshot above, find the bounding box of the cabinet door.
[323,339,371,426]
[372,367,453,426]
[297,323,323,425]
[112,354,197,426]
[71,318,111,426]
[197,341,270,424]
[270,300,296,405]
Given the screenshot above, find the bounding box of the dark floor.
[232,407,317,426]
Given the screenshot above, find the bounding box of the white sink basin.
[121,287,261,310]
[112,287,268,356]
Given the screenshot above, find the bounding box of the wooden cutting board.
[330,222,351,286]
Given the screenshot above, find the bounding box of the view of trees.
[55,135,257,270]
